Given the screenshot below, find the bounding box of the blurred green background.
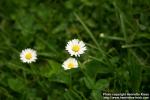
[0,0,150,99]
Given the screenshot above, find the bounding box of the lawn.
[0,0,150,99]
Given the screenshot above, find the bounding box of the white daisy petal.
[20,48,37,63]
[65,39,87,57]
[62,58,78,70]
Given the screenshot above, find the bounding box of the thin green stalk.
[129,49,145,66]
[119,13,127,43]
[113,1,128,43]
[69,71,72,88]
[100,35,125,41]
[86,43,99,50]
[88,56,108,66]
[74,12,99,47]
[73,89,88,100]
[74,12,104,54]
[121,43,150,48]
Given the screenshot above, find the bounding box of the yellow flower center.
[25,53,32,60]
[72,45,80,52]
[68,63,74,69]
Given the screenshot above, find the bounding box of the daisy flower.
[20,48,37,63]
[66,39,87,57]
[62,58,78,70]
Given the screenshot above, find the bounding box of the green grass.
[0,0,150,99]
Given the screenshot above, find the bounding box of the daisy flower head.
[62,58,78,70]
[66,39,87,57]
[20,48,37,63]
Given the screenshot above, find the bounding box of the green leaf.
[85,60,110,78]
[94,79,109,90]
[7,78,26,92]
[83,76,95,89]
[91,90,102,100]
[64,89,82,100]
